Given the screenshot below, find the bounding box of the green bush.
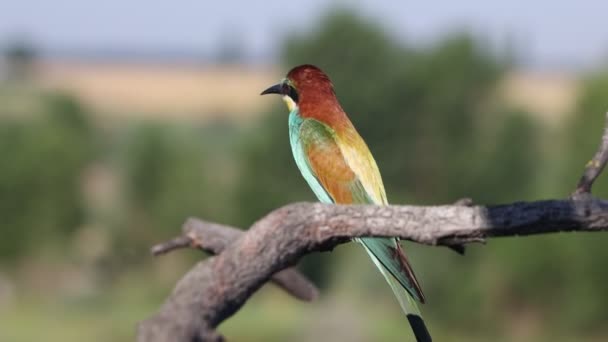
[0,92,94,260]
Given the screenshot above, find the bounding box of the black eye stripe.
[287,85,299,103]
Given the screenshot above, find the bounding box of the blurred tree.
[532,70,608,333]
[117,123,210,253]
[0,92,94,260]
[2,38,37,81]
[560,70,608,194]
[114,120,244,258]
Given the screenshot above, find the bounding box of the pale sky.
[1,0,607,70]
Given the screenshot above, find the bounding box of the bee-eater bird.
[261,64,431,341]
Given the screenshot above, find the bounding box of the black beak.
[260,84,282,96]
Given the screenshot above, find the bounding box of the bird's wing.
[333,122,388,205]
[298,118,425,302]
[298,118,366,204]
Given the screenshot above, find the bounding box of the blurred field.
[33,60,578,124]
[34,61,280,121]
[500,71,579,123]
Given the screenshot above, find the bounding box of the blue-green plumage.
[289,110,333,204]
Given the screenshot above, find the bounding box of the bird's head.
[261,64,334,112]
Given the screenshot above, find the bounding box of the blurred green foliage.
[109,120,243,263]
[1,7,608,342]
[544,68,608,331]
[562,70,608,193]
[119,123,209,251]
[0,92,94,260]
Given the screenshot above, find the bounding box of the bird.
[261,64,431,341]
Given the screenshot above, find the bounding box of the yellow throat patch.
[282,95,297,112]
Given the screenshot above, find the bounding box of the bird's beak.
[260,84,282,96]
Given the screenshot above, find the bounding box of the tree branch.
[150,218,319,302]
[138,198,608,342]
[573,111,608,197]
[137,111,608,342]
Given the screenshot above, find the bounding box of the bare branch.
[151,236,192,256]
[137,197,608,342]
[150,218,319,302]
[573,111,608,197]
[447,197,477,255]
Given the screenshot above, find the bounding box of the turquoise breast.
[288,109,333,204]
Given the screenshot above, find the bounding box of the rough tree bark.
[137,112,608,342]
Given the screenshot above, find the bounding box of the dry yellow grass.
[35,61,281,121]
[33,61,580,124]
[500,70,580,123]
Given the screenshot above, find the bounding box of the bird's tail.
[357,238,432,342]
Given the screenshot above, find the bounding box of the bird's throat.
[282,95,297,112]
